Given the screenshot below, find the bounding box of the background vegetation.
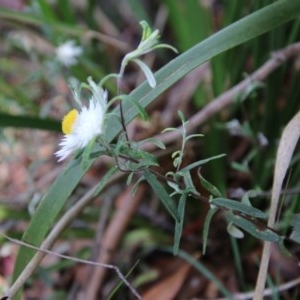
[1,0,300,299]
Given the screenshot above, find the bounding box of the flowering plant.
[55,40,83,67]
[55,78,107,161]
[7,5,299,298]
[55,21,177,164]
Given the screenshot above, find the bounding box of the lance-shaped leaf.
[213,198,267,219]
[173,193,187,255]
[226,212,281,242]
[198,169,222,197]
[180,154,226,173]
[143,169,179,222]
[202,206,218,254]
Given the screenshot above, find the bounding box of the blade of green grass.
[36,0,58,22]
[59,0,76,24]
[0,113,61,132]
[11,1,300,299]
[164,0,211,51]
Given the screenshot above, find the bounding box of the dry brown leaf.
[142,262,191,300]
[255,110,300,299]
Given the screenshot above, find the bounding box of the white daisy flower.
[55,79,107,162]
[55,40,83,67]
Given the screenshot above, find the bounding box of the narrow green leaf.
[202,207,218,255]
[93,166,118,197]
[129,160,158,171]
[37,0,58,22]
[120,95,149,120]
[59,0,76,24]
[162,127,177,133]
[241,191,254,206]
[173,193,187,255]
[81,138,96,170]
[198,169,222,197]
[227,223,244,239]
[183,171,198,195]
[172,150,181,159]
[133,58,156,88]
[126,172,135,186]
[143,169,179,221]
[180,154,226,173]
[185,134,203,141]
[0,113,61,132]
[137,138,166,150]
[226,212,280,242]
[119,146,158,169]
[177,110,186,123]
[131,175,145,196]
[213,198,266,219]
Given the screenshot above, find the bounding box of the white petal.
[55,135,78,162]
[55,87,107,161]
[133,59,156,88]
[56,40,83,67]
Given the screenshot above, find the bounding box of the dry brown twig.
[1,233,141,300]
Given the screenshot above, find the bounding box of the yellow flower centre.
[62,109,78,134]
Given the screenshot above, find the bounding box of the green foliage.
[0,113,60,131]
[143,169,179,222]
[2,1,300,299]
[289,214,300,243]
[197,169,222,197]
[212,198,267,219]
[173,193,187,255]
[202,206,218,255]
[226,212,281,242]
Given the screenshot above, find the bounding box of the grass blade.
[0,113,61,132]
